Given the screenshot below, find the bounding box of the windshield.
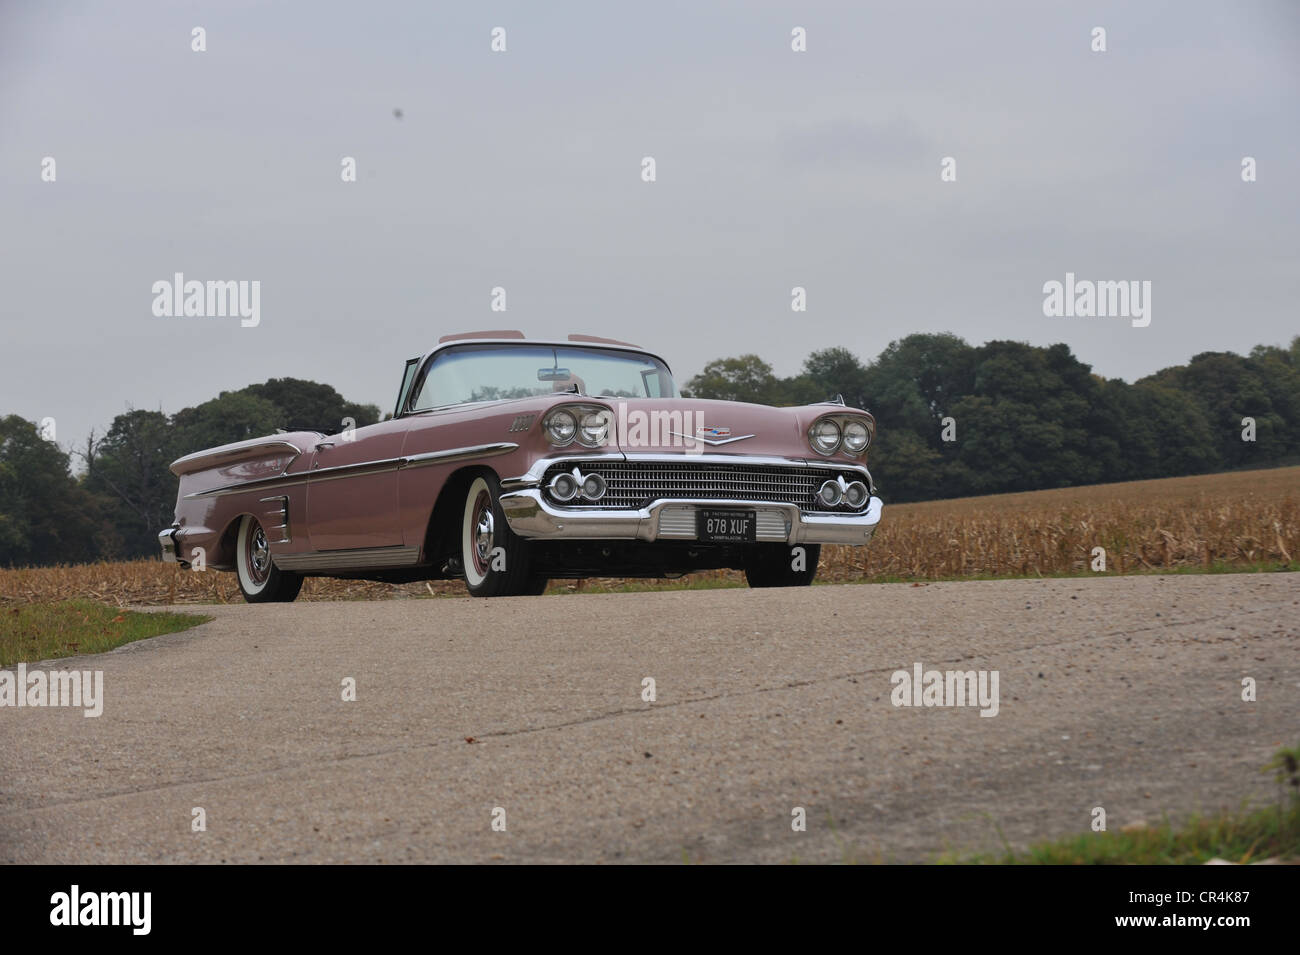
[408,344,677,411]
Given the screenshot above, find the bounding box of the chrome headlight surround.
[809,413,874,458]
[817,480,844,506]
[843,480,869,509]
[576,410,612,449]
[546,466,608,504]
[543,409,577,447]
[808,418,841,455]
[549,470,580,501]
[581,473,607,500]
[842,420,870,454]
[542,403,612,448]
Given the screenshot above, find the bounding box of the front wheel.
[461,474,537,597]
[743,543,820,588]
[236,514,303,603]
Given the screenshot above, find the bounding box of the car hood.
[588,396,868,460]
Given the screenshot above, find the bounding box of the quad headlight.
[842,420,870,454]
[542,404,611,448]
[548,468,607,503]
[843,480,869,509]
[808,414,873,457]
[581,473,607,500]
[544,409,577,446]
[577,411,610,448]
[809,419,842,455]
[817,480,844,506]
[817,477,870,509]
[549,471,580,501]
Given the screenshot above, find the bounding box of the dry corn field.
[1,466,1296,606]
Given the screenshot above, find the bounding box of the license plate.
[696,508,756,543]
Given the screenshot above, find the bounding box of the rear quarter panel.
[171,434,317,570]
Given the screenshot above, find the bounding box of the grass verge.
[940,802,1300,865]
[940,745,1300,864]
[0,600,212,667]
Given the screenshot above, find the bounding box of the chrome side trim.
[402,442,518,469]
[273,545,421,572]
[185,442,519,499]
[308,457,403,483]
[186,473,311,499]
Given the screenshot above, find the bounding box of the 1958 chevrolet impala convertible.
[159,332,884,600]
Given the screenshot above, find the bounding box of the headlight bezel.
[543,408,577,447]
[809,418,842,455]
[548,471,580,501]
[843,480,869,509]
[542,403,612,448]
[808,413,874,458]
[577,411,611,449]
[842,420,870,454]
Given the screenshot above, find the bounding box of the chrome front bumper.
[498,489,883,545]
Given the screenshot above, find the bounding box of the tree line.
[1,380,379,566]
[682,333,1300,502]
[2,334,1296,567]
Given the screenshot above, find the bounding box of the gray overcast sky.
[2,1,1298,456]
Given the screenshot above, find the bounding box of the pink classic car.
[159,332,884,600]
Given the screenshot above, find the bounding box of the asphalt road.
[2,574,1296,864]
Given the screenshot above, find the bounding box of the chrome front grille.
[540,460,861,512]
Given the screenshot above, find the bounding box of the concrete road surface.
[2,574,1296,863]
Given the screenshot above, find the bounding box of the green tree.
[82,409,179,560]
[1132,381,1221,476]
[1248,342,1300,458]
[1143,352,1276,469]
[684,355,783,404]
[0,416,114,567]
[236,378,380,434]
[870,429,942,502]
[170,392,285,459]
[794,347,871,408]
[862,333,977,438]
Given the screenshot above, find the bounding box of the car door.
[305,419,407,551]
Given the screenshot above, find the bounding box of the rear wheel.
[461,474,536,597]
[743,543,820,588]
[235,514,303,603]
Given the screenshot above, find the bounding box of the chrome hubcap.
[474,493,494,571]
[249,523,270,582]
